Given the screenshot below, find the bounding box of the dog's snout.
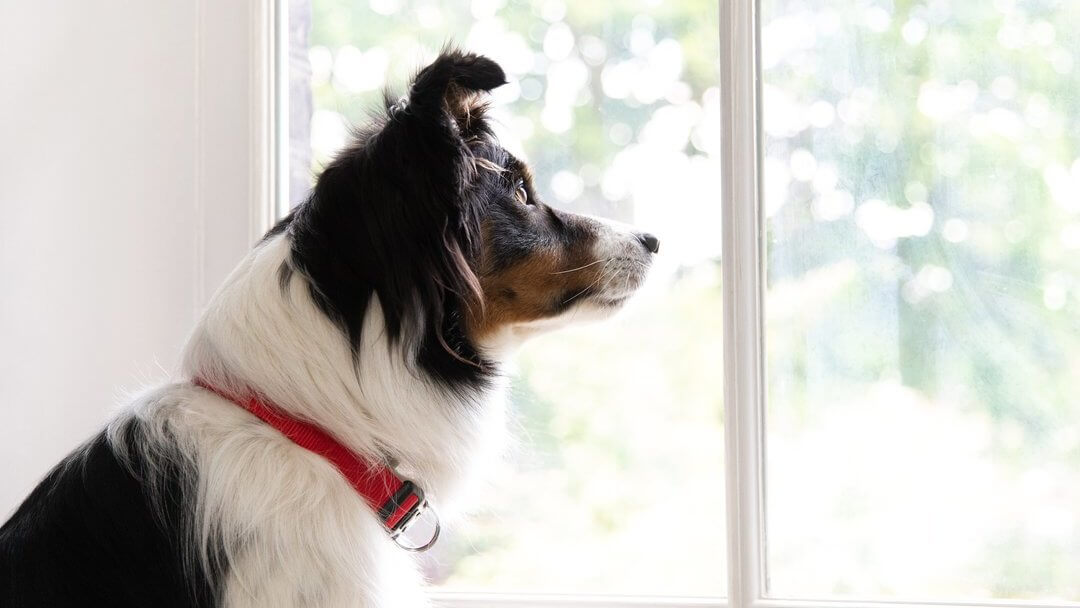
[636,232,660,254]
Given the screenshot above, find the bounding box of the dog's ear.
[403,49,506,139]
[373,50,507,199]
[407,50,506,112]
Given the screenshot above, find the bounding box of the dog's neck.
[181,235,509,515]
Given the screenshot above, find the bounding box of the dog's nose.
[636,232,660,254]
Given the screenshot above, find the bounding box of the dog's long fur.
[0,50,657,607]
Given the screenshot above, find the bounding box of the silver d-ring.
[394,505,441,552]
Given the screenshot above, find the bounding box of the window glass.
[289,0,724,596]
[764,0,1080,599]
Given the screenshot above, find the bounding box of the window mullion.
[720,0,767,606]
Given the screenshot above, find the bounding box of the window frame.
[259,1,1080,607]
[721,0,766,605]
[189,0,280,310]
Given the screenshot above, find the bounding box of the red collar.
[194,379,439,551]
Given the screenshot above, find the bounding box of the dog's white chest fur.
[116,235,508,607]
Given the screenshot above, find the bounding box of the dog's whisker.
[562,261,616,305]
[549,257,612,275]
[570,260,622,304]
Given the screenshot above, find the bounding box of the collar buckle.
[378,480,441,552]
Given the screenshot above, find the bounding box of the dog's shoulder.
[0,419,218,607]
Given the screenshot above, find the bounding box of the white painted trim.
[272,0,292,220]
[430,593,1080,608]
[193,0,206,314]
[753,599,1080,608]
[250,0,280,242]
[720,0,767,605]
[431,592,726,608]
[194,0,279,311]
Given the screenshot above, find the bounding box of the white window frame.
[247,1,1080,607]
[195,0,279,306]
[721,0,765,606]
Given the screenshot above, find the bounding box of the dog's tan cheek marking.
[468,254,557,340]
[467,226,602,342]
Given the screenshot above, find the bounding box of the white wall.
[0,0,269,516]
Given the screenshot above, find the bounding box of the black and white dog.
[0,51,658,607]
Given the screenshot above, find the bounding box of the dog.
[0,50,658,607]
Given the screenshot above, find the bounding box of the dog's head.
[281,50,658,388]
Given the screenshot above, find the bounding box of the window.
[763,0,1080,600]
[284,0,725,601]
[276,0,1080,606]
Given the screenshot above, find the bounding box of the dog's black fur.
[1,426,220,606]
[282,50,508,391]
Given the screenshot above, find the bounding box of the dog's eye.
[514,179,530,205]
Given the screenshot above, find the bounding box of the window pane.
[764,0,1080,600]
[289,0,724,596]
